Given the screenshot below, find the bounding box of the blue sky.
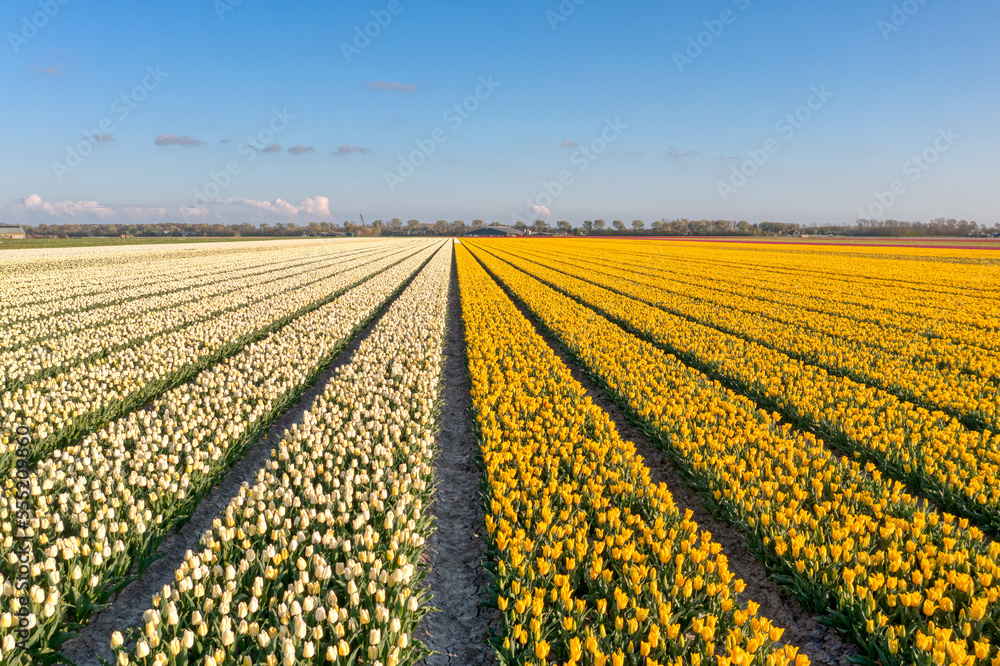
[1,0,997,227]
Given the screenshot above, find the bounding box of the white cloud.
[6,194,331,224]
[215,196,332,219]
[561,140,579,148]
[21,194,118,220]
[528,205,551,219]
[298,196,331,217]
[13,194,199,222]
[223,198,301,216]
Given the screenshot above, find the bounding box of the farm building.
[0,225,26,239]
[462,226,527,238]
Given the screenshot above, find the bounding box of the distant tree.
[690,220,710,235]
[407,220,421,235]
[632,220,645,232]
[670,219,690,235]
[472,219,484,228]
[514,220,527,232]
[556,220,572,235]
[532,220,549,234]
[434,220,450,236]
[593,219,606,232]
[612,220,625,232]
[29,216,992,242]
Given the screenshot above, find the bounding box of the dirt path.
[469,251,857,666]
[61,259,430,666]
[417,252,498,665]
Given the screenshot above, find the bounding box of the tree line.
[19,217,999,239]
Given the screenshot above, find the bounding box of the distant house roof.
[462,226,526,237]
[0,225,25,235]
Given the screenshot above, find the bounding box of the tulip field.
[2,237,999,666]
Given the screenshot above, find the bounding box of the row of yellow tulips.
[509,242,1000,427]
[621,241,1000,332]
[464,241,1000,666]
[536,239,1000,363]
[457,245,806,666]
[0,243,441,665]
[476,243,1000,533]
[111,242,453,666]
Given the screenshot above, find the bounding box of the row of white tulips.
[112,243,452,666]
[0,246,256,313]
[0,244,365,350]
[1,245,395,390]
[0,243,425,472]
[0,240,353,316]
[0,241,443,664]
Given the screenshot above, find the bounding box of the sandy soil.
[417,255,499,665]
